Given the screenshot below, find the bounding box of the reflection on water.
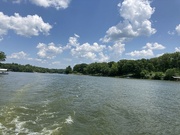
[0,72,180,135]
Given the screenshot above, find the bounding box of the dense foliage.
[65,65,72,74]
[0,51,65,73]
[0,51,6,62]
[1,51,180,80]
[71,52,180,80]
[0,63,65,74]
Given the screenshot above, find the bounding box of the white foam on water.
[42,100,51,108]
[19,106,29,110]
[10,116,29,134]
[0,114,64,135]
[35,116,41,122]
[29,126,62,135]
[39,111,57,119]
[27,120,36,125]
[20,112,29,116]
[0,105,70,135]
[0,123,8,135]
[64,115,73,124]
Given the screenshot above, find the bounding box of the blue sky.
[0,0,180,69]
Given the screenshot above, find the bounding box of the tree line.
[1,51,180,80]
[0,51,65,73]
[0,63,65,73]
[66,52,180,80]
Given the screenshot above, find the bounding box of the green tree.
[140,70,149,79]
[164,68,179,80]
[109,62,118,76]
[153,72,164,80]
[0,51,6,62]
[121,60,135,75]
[65,66,72,74]
[86,63,101,75]
[99,62,110,76]
[73,63,88,74]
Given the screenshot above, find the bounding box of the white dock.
[173,76,180,80]
[0,69,8,74]
[173,76,180,79]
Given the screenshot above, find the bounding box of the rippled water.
[0,72,180,135]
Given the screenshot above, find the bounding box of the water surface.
[0,72,180,135]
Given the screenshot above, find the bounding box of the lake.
[0,72,180,135]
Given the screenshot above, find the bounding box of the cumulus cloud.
[37,42,63,59]
[64,34,80,49]
[8,51,28,59]
[126,42,165,58]
[0,12,52,37]
[108,42,125,56]
[175,47,180,52]
[65,34,111,62]
[30,0,71,10]
[7,51,47,63]
[7,51,49,66]
[4,0,71,9]
[71,42,106,61]
[175,24,180,35]
[156,53,164,57]
[97,52,109,62]
[126,49,154,57]
[101,0,156,43]
[142,42,166,50]
[169,24,180,36]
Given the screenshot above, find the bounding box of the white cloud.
[4,0,71,9]
[52,61,61,65]
[175,47,180,52]
[175,24,180,35]
[4,0,23,4]
[126,42,165,58]
[168,31,175,35]
[108,42,125,56]
[169,24,180,36]
[64,34,80,49]
[7,51,48,64]
[35,58,47,63]
[101,0,156,43]
[82,52,96,60]
[30,0,71,10]
[142,42,165,50]
[97,52,109,62]
[126,49,154,57]
[71,42,106,61]
[68,34,79,46]
[0,12,52,37]
[0,36,3,42]
[12,0,22,4]
[156,53,164,57]
[37,42,63,59]
[8,51,28,59]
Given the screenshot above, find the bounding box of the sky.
[0,0,180,69]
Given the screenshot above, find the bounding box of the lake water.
[0,72,180,135]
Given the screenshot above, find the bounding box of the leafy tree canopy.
[0,51,6,62]
[70,52,180,81]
